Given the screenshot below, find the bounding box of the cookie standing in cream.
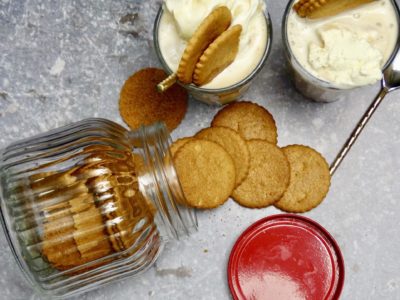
[158,0,268,89]
[286,0,399,89]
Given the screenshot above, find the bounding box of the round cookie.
[42,205,81,270]
[71,204,111,261]
[109,173,154,251]
[177,6,232,84]
[193,24,242,86]
[173,139,236,209]
[232,140,290,208]
[274,145,331,213]
[119,68,188,132]
[195,126,249,186]
[211,101,278,144]
[169,137,195,158]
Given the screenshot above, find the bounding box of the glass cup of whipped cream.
[283,0,400,102]
[153,0,272,105]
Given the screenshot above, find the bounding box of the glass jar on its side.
[0,118,197,298]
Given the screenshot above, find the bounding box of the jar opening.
[128,122,198,241]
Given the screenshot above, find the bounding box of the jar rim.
[132,122,198,241]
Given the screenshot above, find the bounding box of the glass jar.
[153,5,273,105]
[0,118,197,298]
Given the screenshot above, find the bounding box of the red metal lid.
[228,214,345,300]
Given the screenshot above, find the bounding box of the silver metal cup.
[282,0,400,103]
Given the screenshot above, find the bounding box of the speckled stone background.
[1,0,400,299]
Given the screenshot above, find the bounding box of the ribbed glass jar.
[0,118,197,298]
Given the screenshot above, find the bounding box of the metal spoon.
[330,50,400,175]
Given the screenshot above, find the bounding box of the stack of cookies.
[171,101,331,213]
[37,169,111,271]
[38,147,155,271]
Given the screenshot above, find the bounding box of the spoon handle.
[330,87,389,176]
[157,73,177,93]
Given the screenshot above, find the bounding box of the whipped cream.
[287,0,398,89]
[158,0,268,89]
[308,27,383,86]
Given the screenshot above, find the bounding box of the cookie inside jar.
[15,144,156,275]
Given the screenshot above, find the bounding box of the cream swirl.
[164,0,265,41]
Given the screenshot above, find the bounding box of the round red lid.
[228,214,344,300]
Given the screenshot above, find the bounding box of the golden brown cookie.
[110,174,146,250]
[173,139,236,209]
[36,181,89,208]
[42,212,82,270]
[30,169,77,193]
[232,140,290,208]
[177,6,232,84]
[132,153,146,175]
[69,193,111,261]
[80,150,140,253]
[36,170,80,270]
[195,126,249,186]
[42,202,72,222]
[71,205,111,260]
[169,137,196,158]
[211,101,278,143]
[85,171,124,253]
[119,68,188,132]
[293,0,375,19]
[69,193,95,214]
[193,24,242,86]
[274,145,331,213]
[86,156,154,253]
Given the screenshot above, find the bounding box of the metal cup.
[282,0,400,103]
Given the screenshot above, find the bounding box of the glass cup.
[153,4,273,105]
[0,119,197,298]
[282,0,400,103]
